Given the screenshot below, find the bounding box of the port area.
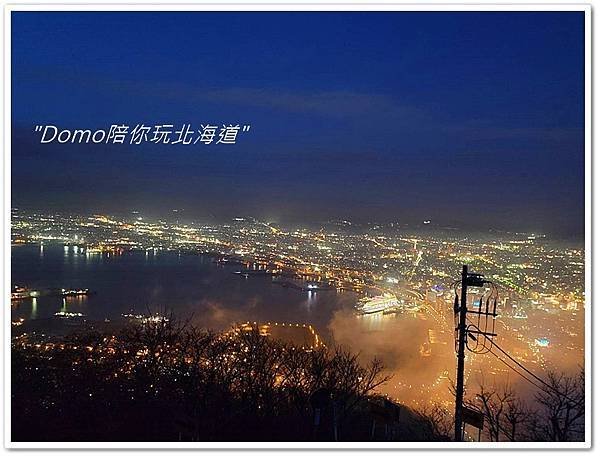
[12,311,176,341]
[229,266,335,292]
[11,286,94,301]
[213,254,338,293]
[233,321,324,350]
[271,278,334,292]
[12,316,121,339]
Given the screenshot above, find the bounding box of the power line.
[488,337,552,391]
[487,348,547,392]
[466,315,547,390]
[466,316,581,404]
[452,266,582,442]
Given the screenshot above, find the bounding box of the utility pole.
[452,265,496,442]
[454,265,468,442]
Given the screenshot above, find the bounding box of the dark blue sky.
[12,12,585,238]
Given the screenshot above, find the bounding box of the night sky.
[11,12,585,238]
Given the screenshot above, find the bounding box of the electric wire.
[465,316,581,404]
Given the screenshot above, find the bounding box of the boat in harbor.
[11,286,93,300]
[356,293,401,315]
[233,268,278,277]
[213,256,245,266]
[54,311,85,318]
[272,278,334,292]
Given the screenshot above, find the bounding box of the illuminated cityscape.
[11,208,584,306]
[11,208,585,415]
[9,9,586,444]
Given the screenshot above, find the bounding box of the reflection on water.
[358,311,385,331]
[11,244,354,336]
[12,244,459,409]
[31,297,37,319]
[304,290,317,308]
[357,310,419,332]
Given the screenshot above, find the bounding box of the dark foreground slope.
[12,321,443,442]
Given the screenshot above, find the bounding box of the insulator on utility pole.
[452,265,498,441]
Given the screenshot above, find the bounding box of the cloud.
[191,87,418,119]
[14,65,425,121]
[15,65,582,146]
[327,308,455,404]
